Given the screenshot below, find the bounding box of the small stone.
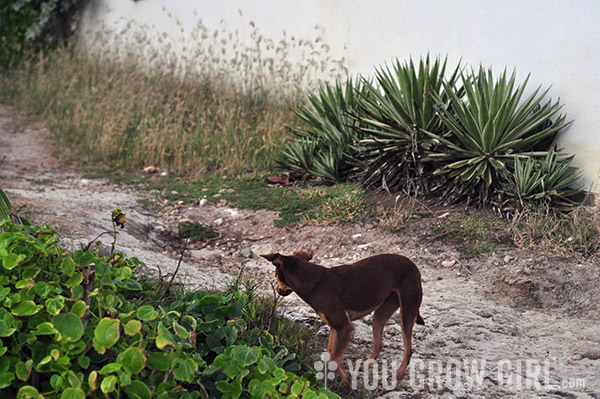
[79,178,89,185]
[214,218,224,226]
[160,171,168,177]
[199,198,208,207]
[176,200,184,205]
[190,249,224,259]
[352,233,362,240]
[240,248,253,258]
[441,260,456,267]
[504,255,512,263]
[171,190,178,195]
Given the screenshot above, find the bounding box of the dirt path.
[1,104,599,398]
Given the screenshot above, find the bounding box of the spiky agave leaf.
[427,67,571,205]
[357,55,461,193]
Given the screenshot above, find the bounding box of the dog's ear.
[292,251,313,261]
[261,253,284,267]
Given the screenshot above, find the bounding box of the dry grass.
[0,16,349,177]
[0,45,296,176]
[378,195,419,232]
[509,205,600,258]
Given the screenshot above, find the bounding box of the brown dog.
[261,251,424,388]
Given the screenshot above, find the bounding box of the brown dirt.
[1,104,599,398]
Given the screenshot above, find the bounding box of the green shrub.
[0,220,337,398]
[282,79,367,183]
[500,150,583,213]
[358,55,461,194]
[426,68,571,205]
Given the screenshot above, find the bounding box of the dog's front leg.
[330,321,354,389]
[327,328,337,354]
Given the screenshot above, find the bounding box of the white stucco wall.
[80,0,600,192]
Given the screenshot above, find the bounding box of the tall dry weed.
[0,16,347,176]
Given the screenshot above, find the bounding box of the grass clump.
[431,214,506,257]
[510,205,600,257]
[177,221,217,242]
[89,171,367,226]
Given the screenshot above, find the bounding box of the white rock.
[214,218,224,226]
[442,260,456,267]
[352,233,362,240]
[190,249,224,259]
[504,255,512,263]
[199,198,208,207]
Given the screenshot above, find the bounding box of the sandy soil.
[1,104,599,398]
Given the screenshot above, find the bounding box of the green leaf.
[125,380,152,399]
[3,253,26,270]
[64,273,83,287]
[124,319,142,336]
[232,345,259,367]
[121,347,146,375]
[136,305,158,321]
[17,385,42,399]
[53,313,84,341]
[155,322,176,349]
[15,360,33,381]
[70,300,87,318]
[50,374,64,391]
[77,356,90,369]
[98,362,121,375]
[45,295,66,316]
[15,278,35,290]
[173,358,198,383]
[148,353,170,372]
[60,388,85,399]
[94,318,120,351]
[0,319,16,337]
[0,286,10,301]
[60,257,76,276]
[11,300,43,316]
[33,321,56,335]
[291,380,305,396]
[88,370,98,391]
[0,371,15,389]
[100,375,118,394]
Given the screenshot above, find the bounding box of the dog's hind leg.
[395,300,419,380]
[368,293,400,361]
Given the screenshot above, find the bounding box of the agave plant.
[501,150,582,213]
[282,78,367,183]
[0,188,11,221]
[427,67,571,205]
[357,55,461,193]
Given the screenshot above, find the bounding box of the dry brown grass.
[0,17,347,176]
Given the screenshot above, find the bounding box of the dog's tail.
[417,313,425,325]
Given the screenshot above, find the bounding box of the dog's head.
[260,251,313,296]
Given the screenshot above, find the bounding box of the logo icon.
[314,352,337,387]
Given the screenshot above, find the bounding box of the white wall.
[81,0,600,192]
